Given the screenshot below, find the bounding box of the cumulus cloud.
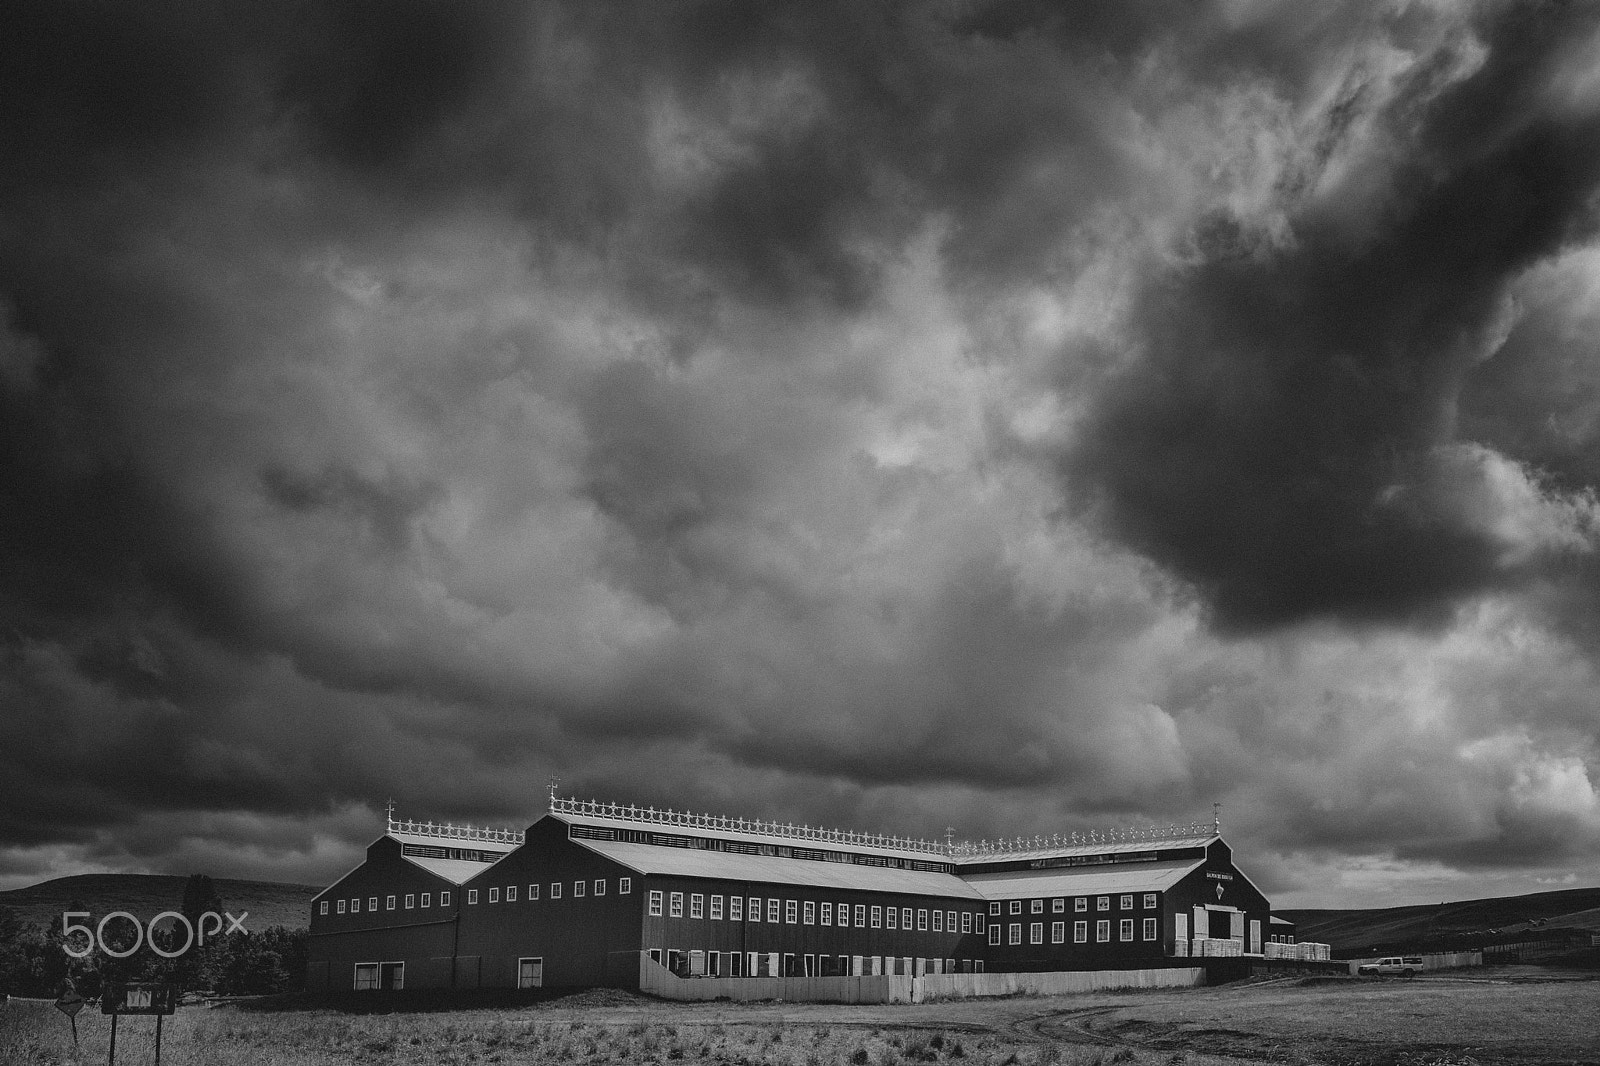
[2,0,1600,904]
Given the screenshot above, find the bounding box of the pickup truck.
[1357,955,1423,977]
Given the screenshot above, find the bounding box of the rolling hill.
[1281,885,1600,955]
[0,874,320,933]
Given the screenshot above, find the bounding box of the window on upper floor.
[690,894,703,919]
[619,877,631,894]
[488,888,499,904]
[526,885,537,901]
[550,883,562,899]
[989,901,1000,916]
[468,890,479,905]
[574,881,586,898]
[648,890,663,916]
[1031,899,1043,914]
[1120,895,1133,910]
[440,891,451,907]
[669,892,683,918]
[1075,898,1087,912]
[1096,897,1109,911]
[1144,893,1156,909]
[594,879,606,896]
[405,894,415,909]
[421,892,432,908]
[506,886,516,903]
[712,895,725,920]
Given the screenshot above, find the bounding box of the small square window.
[440,891,451,906]
[1010,900,1022,915]
[488,888,499,903]
[1143,893,1157,910]
[619,877,631,894]
[421,892,431,908]
[1052,899,1065,913]
[405,893,415,909]
[1075,898,1087,912]
[1120,895,1133,911]
[468,890,479,905]
[1097,896,1110,911]
[989,902,1000,916]
[527,884,538,901]
[551,883,562,899]
[506,886,516,902]
[594,879,606,896]
[574,881,586,898]
[1031,899,1043,914]
[320,901,330,915]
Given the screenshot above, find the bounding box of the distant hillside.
[1282,885,1600,955]
[0,874,320,933]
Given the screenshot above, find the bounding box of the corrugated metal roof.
[1270,915,1293,925]
[552,812,949,863]
[402,855,496,885]
[953,836,1215,866]
[960,858,1203,899]
[571,838,984,899]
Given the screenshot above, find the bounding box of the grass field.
[4,969,1598,1066]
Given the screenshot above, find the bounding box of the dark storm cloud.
[1068,1,1600,631]
[2,0,1600,901]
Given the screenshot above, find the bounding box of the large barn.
[306,794,1291,993]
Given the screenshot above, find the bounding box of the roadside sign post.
[54,984,85,1052]
[101,983,177,1066]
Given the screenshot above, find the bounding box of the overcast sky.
[4,1,1600,909]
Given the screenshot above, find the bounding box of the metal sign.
[54,989,84,1018]
[101,982,177,1016]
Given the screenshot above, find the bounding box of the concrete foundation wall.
[914,966,1204,1001]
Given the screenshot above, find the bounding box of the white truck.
[1357,955,1424,977]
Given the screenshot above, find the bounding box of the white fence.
[639,956,1204,1004]
[914,967,1204,1001]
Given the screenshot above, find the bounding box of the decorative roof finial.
[385,797,396,829]
[548,778,560,811]
[945,826,955,856]
[1213,802,1222,835]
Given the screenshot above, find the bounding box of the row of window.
[652,947,981,978]
[646,892,986,935]
[991,893,1157,917]
[989,918,1158,946]
[320,876,638,915]
[468,877,632,906]
[323,891,452,916]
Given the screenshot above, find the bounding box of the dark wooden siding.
[641,877,985,973]
[454,818,643,989]
[978,890,1168,971]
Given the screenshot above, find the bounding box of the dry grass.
[3,970,1597,1066]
